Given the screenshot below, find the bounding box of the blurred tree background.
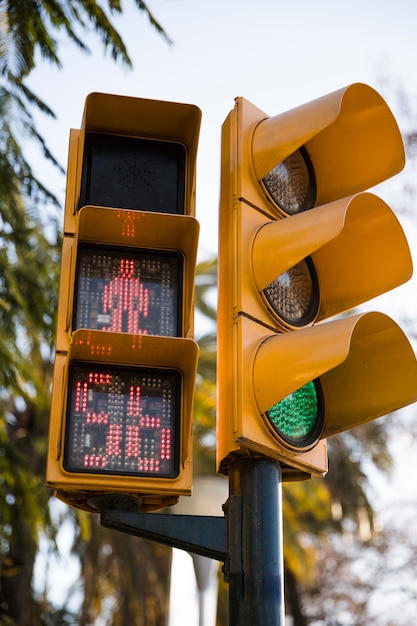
[0,2,416,625]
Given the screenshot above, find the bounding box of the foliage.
[0,0,171,81]
[0,1,173,624]
[193,257,217,475]
[0,0,416,622]
[0,82,60,623]
[71,514,171,626]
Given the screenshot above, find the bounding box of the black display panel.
[64,364,181,478]
[78,133,186,213]
[73,244,182,337]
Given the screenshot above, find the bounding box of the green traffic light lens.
[262,146,316,216]
[263,256,319,328]
[266,380,323,448]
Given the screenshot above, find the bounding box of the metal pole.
[198,590,205,626]
[190,553,217,626]
[225,457,285,626]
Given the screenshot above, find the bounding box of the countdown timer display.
[64,364,180,478]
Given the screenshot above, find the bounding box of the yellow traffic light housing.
[48,330,198,512]
[47,94,201,511]
[64,93,201,234]
[217,84,417,479]
[245,83,404,215]
[55,206,199,353]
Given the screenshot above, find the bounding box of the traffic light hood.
[217,85,417,478]
[64,93,202,234]
[253,312,417,442]
[251,192,413,324]
[250,83,405,209]
[82,92,201,154]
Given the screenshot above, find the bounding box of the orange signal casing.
[217,87,417,479]
[217,100,328,480]
[47,94,202,511]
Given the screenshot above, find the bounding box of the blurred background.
[1,1,417,624]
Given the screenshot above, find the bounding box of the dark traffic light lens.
[263,256,319,328]
[262,147,316,215]
[266,380,323,448]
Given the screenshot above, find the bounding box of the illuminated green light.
[266,380,322,447]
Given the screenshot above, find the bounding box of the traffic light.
[47,93,201,511]
[217,83,417,480]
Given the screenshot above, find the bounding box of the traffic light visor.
[253,312,417,444]
[251,193,412,326]
[251,83,405,213]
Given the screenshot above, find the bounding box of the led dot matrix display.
[64,364,180,478]
[74,244,182,337]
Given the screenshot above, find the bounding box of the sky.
[27,0,417,259]
[26,0,417,623]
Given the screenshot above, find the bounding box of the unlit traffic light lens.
[64,364,180,478]
[263,257,319,328]
[266,380,323,448]
[262,147,316,215]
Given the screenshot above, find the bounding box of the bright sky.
[27,0,417,258]
[27,1,417,623]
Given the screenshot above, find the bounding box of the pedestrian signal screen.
[73,244,182,337]
[64,364,181,478]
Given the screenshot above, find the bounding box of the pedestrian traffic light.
[46,93,201,511]
[217,83,417,480]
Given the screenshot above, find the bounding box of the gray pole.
[225,457,285,626]
[190,553,217,626]
[98,462,285,623]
